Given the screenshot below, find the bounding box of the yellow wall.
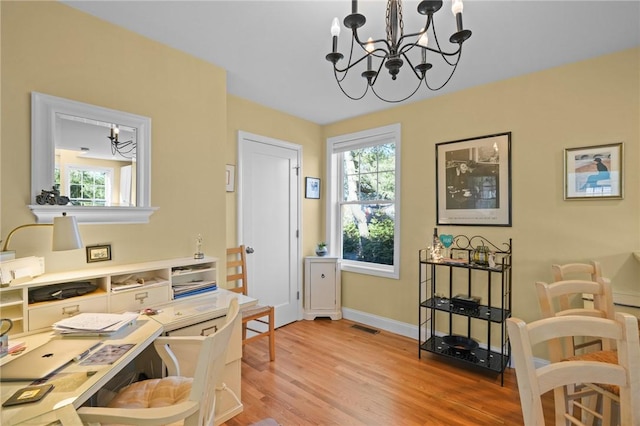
[1,1,228,271]
[225,95,324,256]
[1,1,638,330]
[324,47,640,324]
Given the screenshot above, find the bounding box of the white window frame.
[65,165,113,207]
[326,123,401,279]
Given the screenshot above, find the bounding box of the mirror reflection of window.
[55,114,136,206]
[68,166,111,206]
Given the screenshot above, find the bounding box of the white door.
[238,131,301,328]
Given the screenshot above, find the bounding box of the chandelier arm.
[401,52,426,81]
[423,58,461,91]
[370,77,424,103]
[334,33,358,83]
[352,28,392,55]
[333,53,375,74]
[429,20,460,66]
[396,14,433,47]
[367,57,386,87]
[334,69,370,101]
[402,41,462,58]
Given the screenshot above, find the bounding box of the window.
[66,166,112,206]
[327,124,401,279]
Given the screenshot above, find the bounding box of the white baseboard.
[341,307,417,339]
[340,307,549,369]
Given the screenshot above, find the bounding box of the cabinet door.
[309,262,336,310]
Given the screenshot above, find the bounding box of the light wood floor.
[221,318,554,425]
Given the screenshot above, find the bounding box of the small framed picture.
[564,143,623,200]
[225,164,236,192]
[305,177,320,199]
[86,244,112,263]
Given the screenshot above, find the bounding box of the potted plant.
[315,242,327,257]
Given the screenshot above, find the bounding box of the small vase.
[315,247,327,256]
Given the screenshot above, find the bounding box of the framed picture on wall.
[564,142,623,200]
[86,244,112,263]
[305,177,320,199]
[436,132,512,226]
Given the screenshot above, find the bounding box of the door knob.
[246,246,255,254]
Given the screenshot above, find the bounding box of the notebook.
[0,339,100,382]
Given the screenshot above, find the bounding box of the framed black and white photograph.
[86,244,112,263]
[564,142,623,200]
[305,177,320,199]
[436,132,512,226]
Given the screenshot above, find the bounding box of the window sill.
[29,205,158,224]
[340,261,399,280]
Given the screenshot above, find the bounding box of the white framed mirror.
[31,92,157,223]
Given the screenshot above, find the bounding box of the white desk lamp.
[1,212,83,252]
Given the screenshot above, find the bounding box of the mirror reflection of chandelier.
[108,125,136,158]
[326,0,472,102]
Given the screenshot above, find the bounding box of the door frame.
[237,130,303,322]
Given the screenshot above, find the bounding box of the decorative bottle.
[430,228,443,261]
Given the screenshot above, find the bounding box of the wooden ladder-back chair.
[550,261,610,354]
[227,245,275,361]
[507,313,640,426]
[536,278,618,425]
[77,298,240,426]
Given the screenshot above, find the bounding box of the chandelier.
[108,126,136,158]
[326,0,472,102]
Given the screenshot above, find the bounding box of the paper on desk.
[53,312,138,334]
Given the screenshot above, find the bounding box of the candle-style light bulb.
[331,17,341,54]
[365,37,374,70]
[418,30,428,63]
[331,17,340,37]
[452,0,464,32]
[365,37,374,53]
[418,29,428,47]
[452,0,463,15]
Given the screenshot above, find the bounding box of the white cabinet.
[0,257,217,336]
[304,256,341,320]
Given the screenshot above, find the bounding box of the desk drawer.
[28,295,108,331]
[167,315,242,366]
[110,285,170,313]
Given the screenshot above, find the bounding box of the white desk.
[0,287,255,426]
[0,317,163,426]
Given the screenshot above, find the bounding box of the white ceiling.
[61,0,640,125]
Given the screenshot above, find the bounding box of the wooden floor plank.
[222,318,553,425]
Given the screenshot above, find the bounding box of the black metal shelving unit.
[418,235,512,386]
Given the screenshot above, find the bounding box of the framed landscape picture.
[436,132,512,226]
[564,143,623,200]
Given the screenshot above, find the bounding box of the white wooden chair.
[536,278,618,425]
[227,245,275,361]
[77,298,239,426]
[551,261,609,353]
[507,313,640,426]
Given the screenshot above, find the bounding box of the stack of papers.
[173,280,217,299]
[53,312,138,336]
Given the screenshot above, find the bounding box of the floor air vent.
[351,324,380,334]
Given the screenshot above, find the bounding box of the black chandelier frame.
[326,0,472,102]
